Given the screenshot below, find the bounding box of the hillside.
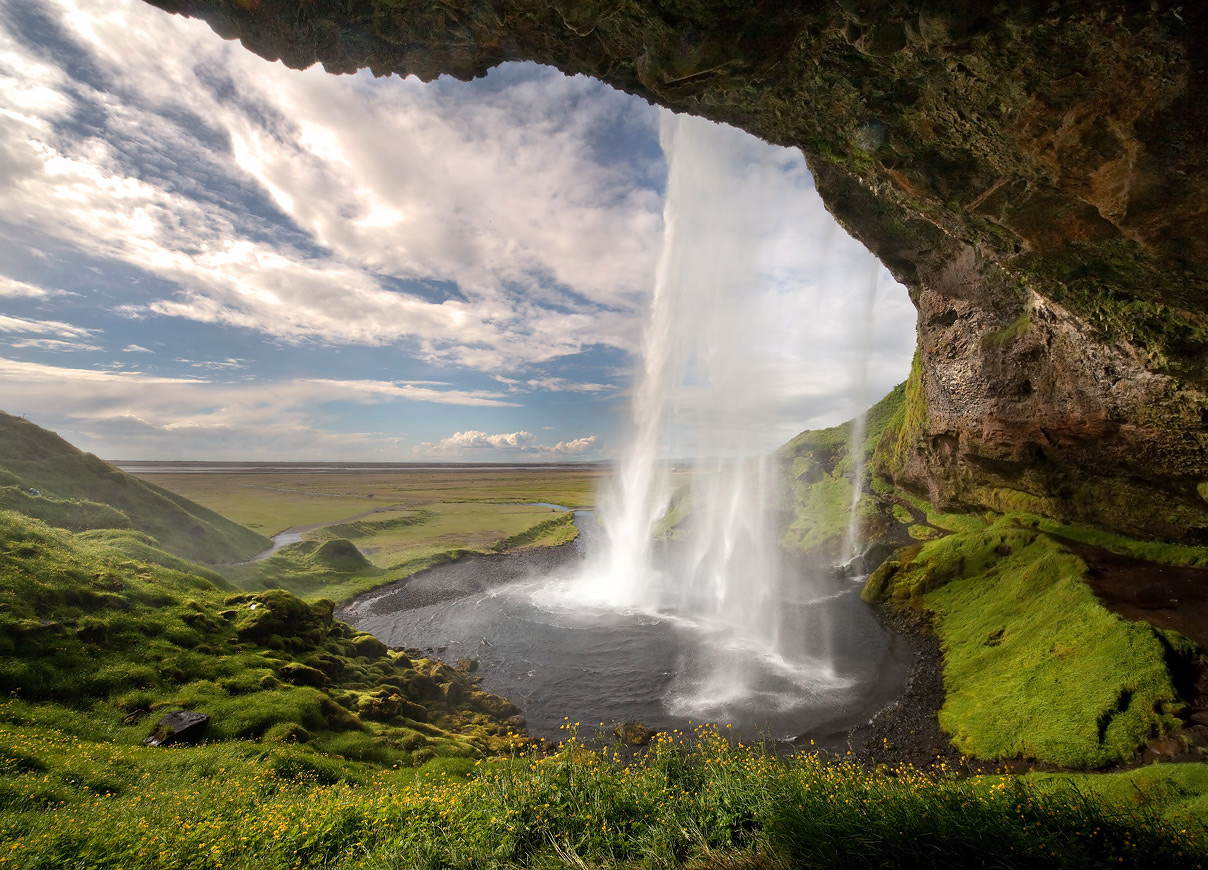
[0,411,268,564]
[781,384,1208,771]
[0,417,1205,867]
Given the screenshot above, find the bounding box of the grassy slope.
[779,380,910,557]
[782,379,1206,769]
[865,515,1184,767]
[0,412,268,563]
[0,510,523,765]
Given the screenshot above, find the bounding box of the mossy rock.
[349,632,388,660]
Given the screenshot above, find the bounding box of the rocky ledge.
[143,0,1208,540]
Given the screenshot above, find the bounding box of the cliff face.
[145,0,1208,540]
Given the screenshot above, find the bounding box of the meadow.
[127,466,601,535]
[2,714,1204,869]
[124,465,601,602]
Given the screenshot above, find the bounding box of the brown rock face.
[142,0,1208,539]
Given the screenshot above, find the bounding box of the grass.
[779,380,913,557]
[134,467,601,534]
[0,411,268,563]
[3,419,1208,866]
[224,503,580,603]
[126,466,595,602]
[0,510,525,765]
[307,502,577,567]
[864,515,1187,767]
[0,720,1202,869]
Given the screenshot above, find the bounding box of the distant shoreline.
[114,460,611,474]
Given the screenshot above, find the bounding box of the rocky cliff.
[144,0,1208,540]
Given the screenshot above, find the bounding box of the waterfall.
[839,263,881,569]
[570,111,831,716]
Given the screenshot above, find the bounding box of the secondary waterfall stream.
[344,113,909,742]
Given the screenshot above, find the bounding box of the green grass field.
[126,467,598,603]
[136,467,601,535]
[1,717,1203,869]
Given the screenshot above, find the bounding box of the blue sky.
[0,0,917,462]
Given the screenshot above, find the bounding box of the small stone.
[143,710,209,747]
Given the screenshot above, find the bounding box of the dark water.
[343,511,910,745]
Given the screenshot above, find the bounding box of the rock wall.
[145,0,1208,540]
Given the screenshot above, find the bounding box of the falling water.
[353,112,914,739]
[839,264,881,568]
[574,111,845,718]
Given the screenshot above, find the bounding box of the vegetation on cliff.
[781,379,1208,770]
[864,515,1187,768]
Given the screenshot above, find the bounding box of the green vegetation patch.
[0,510,524,766]
[226,506,577,604]
[0,722,1202,869]
[0,411,267,563]
[779,380,915,557]
[0,485,132,532]
[865,517,1182,767]
[140,466,601,534]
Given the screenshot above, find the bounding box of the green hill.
[0,411,268,563]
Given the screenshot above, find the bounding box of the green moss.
[979,311,1031,348]
[0,509,518,767]
[1036,240,1208,381]
[880,351,928,479]
[866,516,1184,767]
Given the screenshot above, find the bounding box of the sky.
[0,0,918,462]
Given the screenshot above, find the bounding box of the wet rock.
[440,681,466,704]
[144,710,209,747]
[456,657,478,673]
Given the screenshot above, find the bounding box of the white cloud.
[299,378,519,408]
[425,430,539,452]
[0,314,94,338]
[524,377,614,393]
[0,276,53,298]
[0,0,919,462]
[0,0,661,373]
[8,338,102,352]
[0,358,545,458]
[413,428,602,460]
[550,435,599,454]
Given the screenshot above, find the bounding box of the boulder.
[143,710,209,746]
[614,722,656,747]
